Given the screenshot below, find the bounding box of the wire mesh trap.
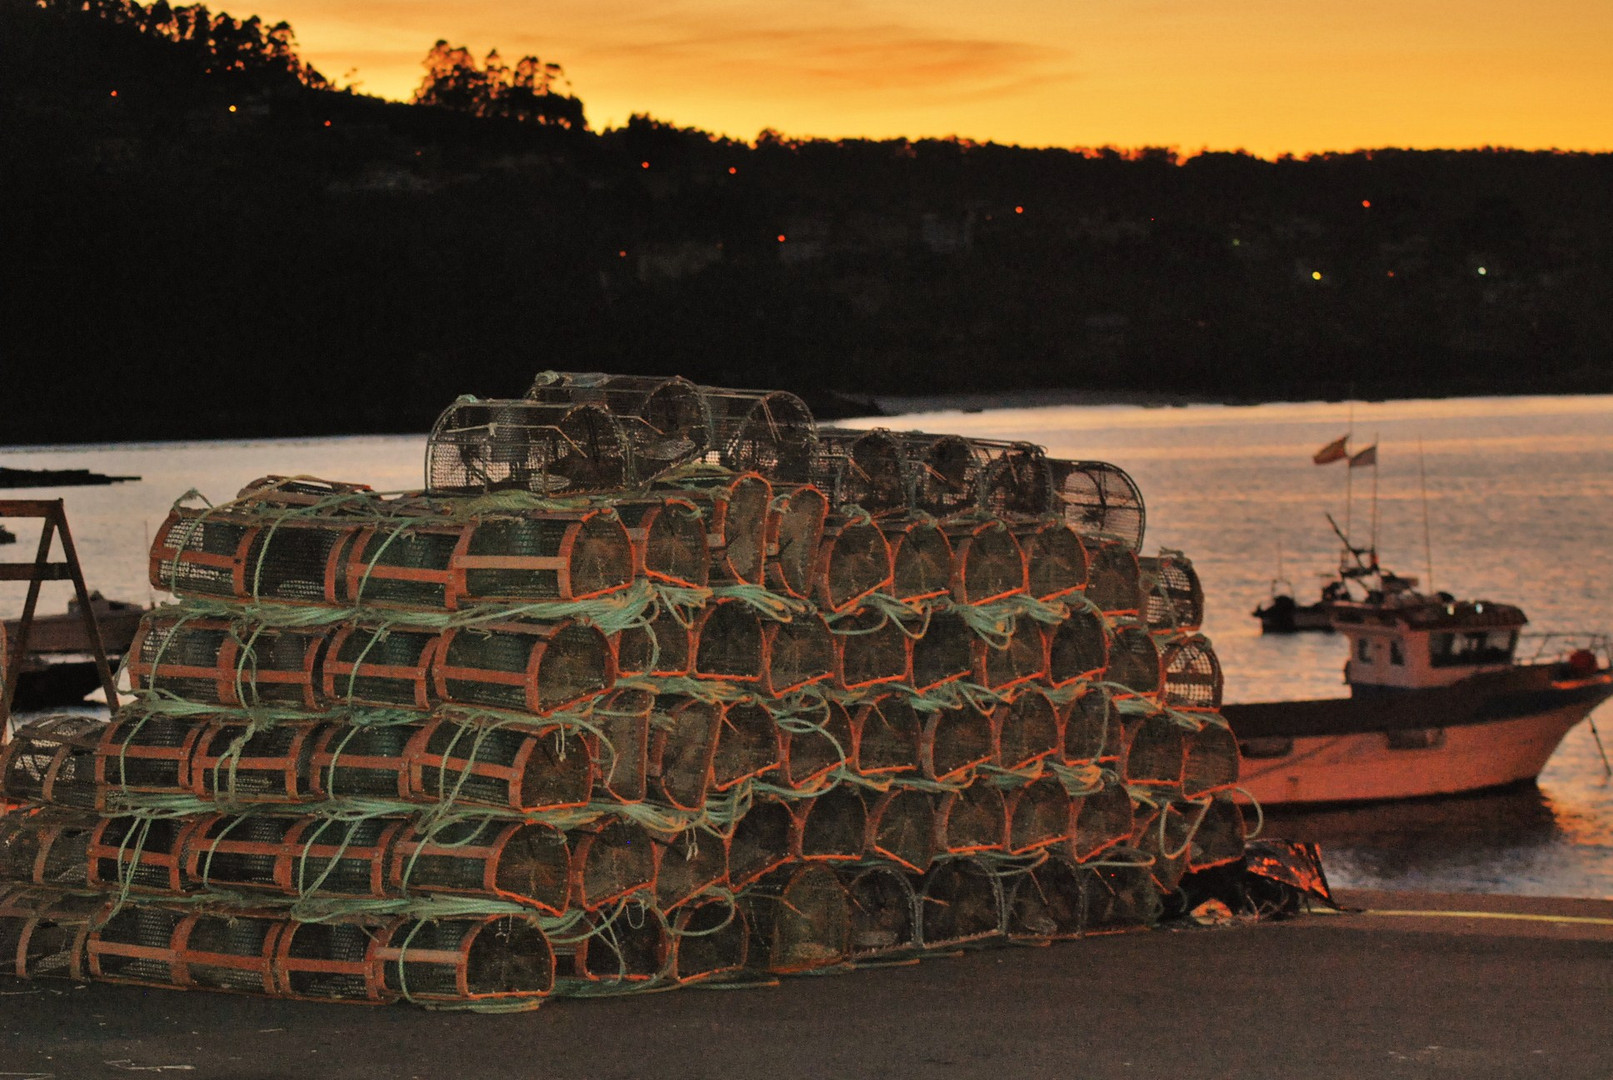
[0,715,108,810]
[1005,776,1076,855]
[761,611,835,696]
[917,703,996,783]
[649,697,722,811]
[310,721,418,803]
[902,434,987,519]
[865,788,940,872]
[613,601,694,678]
[453,511,636,606]
[1061,687,1124,765]
[916,857,1005,948]
[1122,709,1187,789]
[1159,635,1224,711]
[1048,460,1146,551]
[0,809,96,889]
[1106,623,1163,699]
[765,484,829,599]
[742,862,851,974]
[692,600,767,683]
[909,609,976,693]
[1075,857,1162,935]
[588,688,653,803]
[665,894,749,985]
[837,863,920,959]
[832,609,912,690]
[727,795,796,888]
[773,696,853,790]
[791,786,868,861]
[272,918,388,1003]
[526,372,714,479]
[87,904,283,995]
[374,913,555,1004]
[0,885,98,980]
[392,818,572,913]
[433,620,615,716]
[705,388,818,482]
[569,819,659,910]
[1139,552,1204,633]
[86,814,195,895]
[1084,540,1144,617]
[994,687,1062,772]
[192,720,323,804]
[814,517,894,613]
[150,509,360,605]
[935,781,1008,856]
[554,899,668,987]
[1069,775,1135,862]
[130,617,329,710]
[1045,607,1109,687]
[811,429,912,515]
[323,624,441,710]
[976,441,1055,518]
[426,399,634,495]
[183,813,404,900]
[711,701,781,792]
[338,520,465,610]
[613,499,710,589]
[94,711,207,798]
[882,519,954,602]
[850,695,922,778]
[676,472,773,586]
[406,716,594,812]
[1187,795,1247,872]
[973,619,1048,692]
[1006,852,1084,942]
[148,508,262,600]
[1131,799,1197,893]
[652,828,730,911]
[1017,521,1090,601]
[1180,717,1240,798]
[947,520,1028,605]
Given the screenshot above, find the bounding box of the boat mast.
[1418,437,1435,595]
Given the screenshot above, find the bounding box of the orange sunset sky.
[262,0,1610,158]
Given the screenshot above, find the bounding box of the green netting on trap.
[569,820,659,910]
[837,863,920,960]
[93,711,206,795]
[851,695,921,777]
[409,716,595,812]
[762,611,834,696]
[712,702,781,792]
[87,814,191,895]
[1017,521,1089,601]
[434,620,615,716]
[704,387,818,483]
[194,719,323,804]
[426,399,633,495]
[832,609,911,690]
[727,795,795,888]
[1160,635,1224,711]
[792,786,868,861]
[1139,551,1205,632]
[88,904,281,995]
[1006,852,1084,941]
[995,687,1061,771]
[0,810,96,889]
[866,788,939,872]
[935,782,1007,855]
[323,624,440,709]
[653,828,730,911]
[392,818,572,912]
[613,601,694,678]
[311,721,414,801]
[649,697,722,811]
[812,428,912,514]
[815,517,894,613]
[149,508,260,600]
[1049,459,1146,551]
[1069,775,1135,861]
[1181,716,1240,798]
[1061,687,1124,764]
[273,919,383,1002]
[1084,540,1143,615]
[1046,607,1109,687]
[743,862,851,973]
[1006,776,1076,855]
[376,913,554,1003]
[613,499,710,589]
[765,484,829,599]
[666,895,749,985]
[0,885,97,980]
[340,522,463,610]
[947,521,1027,605]
[883,520,954,602]
[130,617,328,710]
[186,812,403,899]
[918,704,995,782]
[589,688,653,803]
[917,857,1005,947]
[692,600,766,682]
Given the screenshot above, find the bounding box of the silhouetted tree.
[413,40,586,128]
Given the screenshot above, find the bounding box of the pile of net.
[0,373,1251,1010]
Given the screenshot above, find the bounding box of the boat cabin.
[1331,595,1527,693]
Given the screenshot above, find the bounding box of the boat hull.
[1224,666,1613,806]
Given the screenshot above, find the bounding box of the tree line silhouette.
[4,0,1612,446]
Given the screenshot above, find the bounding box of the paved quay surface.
[0,889,1608,1080]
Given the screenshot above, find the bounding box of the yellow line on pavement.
[1365,908,1613,927]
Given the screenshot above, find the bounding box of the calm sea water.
[5,394,1612,898]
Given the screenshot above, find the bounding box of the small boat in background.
[3,593,149,710]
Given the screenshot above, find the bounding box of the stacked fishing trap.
[0,373,1248,1009]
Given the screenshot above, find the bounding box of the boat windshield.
[1429,629,1517,667]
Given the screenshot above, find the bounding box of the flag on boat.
[1349,444,1377,468]
[1312,436,1350,465]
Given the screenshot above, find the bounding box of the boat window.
[1430,629,1517,667]
[1356,637,1372,663]
[1389,639,1405,665]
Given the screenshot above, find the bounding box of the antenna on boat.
[1369,430,1380,557]
[1418,437,1435,595]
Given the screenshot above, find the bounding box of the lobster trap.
[917,857,1005,948]
[569,819,659,910]
[727,795,796,888]
[664,894,749,985]
[882,519,954,602]
[129,617,328,710]
[374,913,554,1004]
[526,371,713,478]
[947,520,1027,605]
[1076,857,1164,934]
[1180,716,1240,798]
[191,720,323,804]
[1061,687,1124,764]
[322,624,440,710]
[1069,775,1135,862]
[973,618,1048,692]
[814,517,893,613]
[908,609,976,692]
[1159,635,1224,711]
[433,620,615,716]
[1106,623,1164,699]
[272,917,387,1003]
[613,600,694,678]
[148,508,263,600]
[811,429,912,514]
[426,399,635,495]
[86,814,195,895]
[453,510,636,605]
[1187,794,1247,871]
[1139,551,1205,632]
[994,687,1062,771]
[917,703,996,783]
[790,786,868,861]
[1005,776,1076,855]
[1049,459,1146,551]
[1016,521,1089,601]
[1006,852,1084,942]
[838,863,920,959]
[832,609,912,690]
[0,715,110,810]
[976,441,1055,518]
[406,715,594,812]
[764,484,829,599]
[649,697,722,811]
[761,611,835,696]
[711,701,781,792]
[92,710,206,799]
[588,688,653,803]
[680,472,773,586]
[1084,540,1143,615]
[391,818,572,913]
[554,898,667,987]
[935,781,1008,855]
[653,828,730,911]
[903,433,987,519]
[150,509,359,606]
[339,520,465,610]
[850,695,921,777]
[183,812,403,899]
[87,903,283,995]
[0,884,97,980]
[742,862,851,974]
[1131,798,1199,893]
[613,498,710,588]
[1122,709,1187,789]
[692,600,767,683]
[865,788,940,872]
[1045,607,1109,687]
[310,721,418,802]
[704,387,818,482]
[0,809,96,888]
[772,695,853,790]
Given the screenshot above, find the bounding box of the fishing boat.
[1226,571,1613,806]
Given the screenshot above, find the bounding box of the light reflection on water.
[5,395,1613,898]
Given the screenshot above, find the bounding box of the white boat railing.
[1518,631,1613,669]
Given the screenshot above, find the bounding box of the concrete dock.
[0,889,1608,1080]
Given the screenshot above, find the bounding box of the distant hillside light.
[728,167,737,175]
[777,234,787,243]
[618,250,627,258]
[228,104,237,113]
[1477,266,1488,275]
[641,161,650,169]
[109,90,117,97]
[1362,199,1371,208]
[1312,271,1323,281]
[323,120,331,127]
[1014,206,1024,214]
